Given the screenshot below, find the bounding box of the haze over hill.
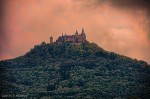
[0,42,150,98]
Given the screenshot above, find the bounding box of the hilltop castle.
[50,28,87,44]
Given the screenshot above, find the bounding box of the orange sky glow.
[1,0,150,63]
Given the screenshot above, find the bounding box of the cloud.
[78,0,150,38]
[0,0,150,63]
[78,0,150,10]
[0,0,9,58]
[75,0,150,63]
[108,0,150,10]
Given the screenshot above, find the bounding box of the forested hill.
[0,42,150,99]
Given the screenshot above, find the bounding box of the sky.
[0,0,150,63]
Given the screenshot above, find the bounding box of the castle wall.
[55,30,86,44]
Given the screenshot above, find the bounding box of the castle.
[50,28,87,44]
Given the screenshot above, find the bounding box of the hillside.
[0,42,150,98]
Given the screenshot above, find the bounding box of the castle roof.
[54,28,86,43]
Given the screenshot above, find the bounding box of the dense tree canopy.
[0,42,150,98]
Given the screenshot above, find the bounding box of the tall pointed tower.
[75,30,78,36]
[82,28,85,33]
[81,28,86,42]
[75,30,79,43]
[50,36,53,44]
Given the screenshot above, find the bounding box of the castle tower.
[50,36,53,44]
[64,33,67,42]
[81,28,85,35]
[75,30,79,43]
[75,30,78,36]
[62,32,64,42]
[81,28,86,42]
[82,27,85,33]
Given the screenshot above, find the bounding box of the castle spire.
[82,27,84,33]
[50,36,53,44]
[75,30,78,35]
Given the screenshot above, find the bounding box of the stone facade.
[56,28,86,44]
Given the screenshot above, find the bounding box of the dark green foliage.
[0,42,150,98]
[47,84,55,91]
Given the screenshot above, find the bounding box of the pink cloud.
[1,0,150,63]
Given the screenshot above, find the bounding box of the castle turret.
[81,28,85,35]
[75,30,78,36]
[75,30,79,43]
[82,27,84,33]
[81,28,86,42]
[64,33,67,42]
[62,32,64,42]
[50,36,53,44]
